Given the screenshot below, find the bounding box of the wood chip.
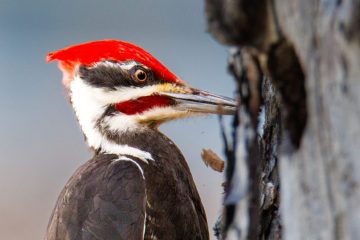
[201,149,225,172]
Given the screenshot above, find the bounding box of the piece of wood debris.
[201,149,225,172]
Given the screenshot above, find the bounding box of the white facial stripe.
[92,61,120,69]
[119,60,140,70]
[103,106,193,133]
[70,77,154,163]
[92,60,140,70]
[70,76,106,148]
[72,75,165,105]
[102,114,140,132]
[135,107,192,122]
[100,85,162,103]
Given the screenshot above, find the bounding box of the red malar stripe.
[115,95,174,115]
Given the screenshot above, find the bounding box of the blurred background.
[0,0,234,239]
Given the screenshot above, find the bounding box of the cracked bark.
[205,0,360,239]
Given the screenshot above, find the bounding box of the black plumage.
[46,130,209,240]
[78,61,163,90]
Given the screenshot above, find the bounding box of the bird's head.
[48,40,236,154]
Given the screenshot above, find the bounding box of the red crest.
[47,39,183,87]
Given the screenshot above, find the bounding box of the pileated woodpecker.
[46,40,235,240]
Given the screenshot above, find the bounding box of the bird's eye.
[133,69,148,82]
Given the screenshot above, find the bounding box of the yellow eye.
[134,69,148,82]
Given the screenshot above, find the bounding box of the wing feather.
[46,154,146,240]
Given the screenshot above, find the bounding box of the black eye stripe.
[78,61,160,89]
[78,64,132,89]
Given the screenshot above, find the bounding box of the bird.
[45,39,236,240]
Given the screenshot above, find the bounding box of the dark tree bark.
[205,0,360,239]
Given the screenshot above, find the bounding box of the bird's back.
[46,131,208,240]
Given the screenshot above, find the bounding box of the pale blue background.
[0,1,234,239]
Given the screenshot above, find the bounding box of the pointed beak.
[159,86,237,115]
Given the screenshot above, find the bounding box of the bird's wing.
[46,155,146,240]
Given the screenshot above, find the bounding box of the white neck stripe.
[100,139,153,163]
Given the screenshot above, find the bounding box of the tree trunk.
[205,0,360,239]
